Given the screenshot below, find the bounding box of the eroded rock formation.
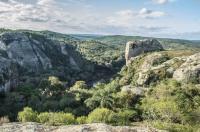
[125,39,164,65]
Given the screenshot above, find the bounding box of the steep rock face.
[0,32,80,92]
[125,39,164,65]
[173,53,200,83]
[0,122,165,132]
[1,32,52,72]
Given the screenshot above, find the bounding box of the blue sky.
[0,0,200,40]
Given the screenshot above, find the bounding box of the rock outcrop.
[173,53,200,83]
[124,51,200,86]
[0,122,165,132]
[125,39,164,65]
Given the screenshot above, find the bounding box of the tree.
[70,81,88,90]
[85,89,114,109]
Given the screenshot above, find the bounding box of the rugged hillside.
[0,29,199,132]
[0,31,122,92]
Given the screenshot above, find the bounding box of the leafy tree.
[70,81,88,90]
[85,89,114,109]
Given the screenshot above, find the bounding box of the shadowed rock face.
[1,32,53,72]
[0,32,81,92]
[125,39,164,65]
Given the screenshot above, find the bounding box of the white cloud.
[138,8,165,18]
[0,0,98,32]
[153,0,169,4]
[152,0,176,5]
[106,8,165,27]
[37,0,55,5]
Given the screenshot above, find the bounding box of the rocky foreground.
[0,123,165,132]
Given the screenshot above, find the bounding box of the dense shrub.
[76,116,87,124]
[109,110,137,125]
[141,79,200,125]
[87,108,113,123]
[150,120,200,132]
[48,112,75,125]
[18,107,38,122]
[38,112,50,124]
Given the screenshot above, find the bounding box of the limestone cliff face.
[125,39,164,65]
[1,32,52,72]
[0,32,80,92]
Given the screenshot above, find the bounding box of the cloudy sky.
[0,0,200,40]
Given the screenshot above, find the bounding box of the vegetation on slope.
[0,29,200,131]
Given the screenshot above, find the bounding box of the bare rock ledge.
[0,122,166,132]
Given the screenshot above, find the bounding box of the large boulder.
[125,39,164,65]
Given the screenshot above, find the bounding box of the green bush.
[87,108,113,123]
[38,112,50,124]
[76,116,87,124]
[109,110,137,125]
[116,110,136,125]
[150,120,200,132]
[48,112,75,125]
[18,107,38,122]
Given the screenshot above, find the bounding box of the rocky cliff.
[0,32,82,92]
[125,39,164,65]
